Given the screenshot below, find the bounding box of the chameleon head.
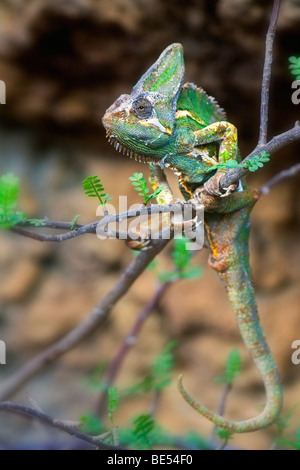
[102,43,185,161]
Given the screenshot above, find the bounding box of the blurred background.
[0,0,299,450]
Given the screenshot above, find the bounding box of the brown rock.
[0,257,41,303]
[9,275,97,347]
[163,260,237,336]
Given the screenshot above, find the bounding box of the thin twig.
[0,232,171,400]
[258,0,281,147]
[217,439,229,451]
[11,221,98,242]
[216,385,232,421]
[220,125,300,190]
[0,402,122,450]
[210,384,232,450]
[96,280,172,417]
[11,202,194,242]
[259,162,300,194]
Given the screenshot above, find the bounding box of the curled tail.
[178,199,282,433]
[178,278,282,433]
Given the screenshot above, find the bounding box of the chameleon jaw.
[105,130,158,165]
[105,131,182,177]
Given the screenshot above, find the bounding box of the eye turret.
[132,97,153,119]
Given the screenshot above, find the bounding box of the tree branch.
[0,402,122,450]
[96,279,173,417]
[10,202,193,242]
[0,233,171,400]
[218,0,299,192]
[259,162,300,194]
[11,221,97,242]
[220,125,300,190]
[258,0,281,146]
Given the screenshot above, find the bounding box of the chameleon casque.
[102,44,282,433]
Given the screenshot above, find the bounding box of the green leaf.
[82,175,111,206]
[172,237,194,272]
[122,376,156,397]
[70,214,80,230]
[215,349,241,385]
[0,173,20,220]
[80,413,103,434]
[119,415,167,450]
[157,237,203,283]
[146,258,159,272]
[129,172,164,205]
[212,152,270,174]
[243,152,270,172]
[181,266,203,280]
[276,428,300,450]
[274,405,299,441]
[0,173,28,228]
[152,340,177,391]
[131,414,155,450]
[289,56,300,80]
[215,427,233,441]
[158,271,179,283]
[226,159,239,167]
[108,386,119,424]
[151,186,164,199]
[289,56,299,64]
[28,218,47,227]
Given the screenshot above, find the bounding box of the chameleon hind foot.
[204,170,238,197]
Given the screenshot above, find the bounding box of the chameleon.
[102,43,282,433]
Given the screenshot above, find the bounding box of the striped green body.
[102,43,282,434]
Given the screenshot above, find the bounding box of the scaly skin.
[102,43,282,432]
[102,43,238,195]
[178,190,282,432]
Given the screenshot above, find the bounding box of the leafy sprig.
[151,340,177,391]
[159,237,203,282]
[70,214,80,230]
[289,56,300,80]
[123,341,177,397]
[0,173,36,227]
[215,349,241,385]
[129,172,164,205]
[210,152,270,173]
[107,386,119,426]
[82,175,112,205]
[214,427,233,445]
[129,414,155,450]
[276,428,300,450]
[0,173,21,225]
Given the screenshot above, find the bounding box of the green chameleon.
[102,44,282,433]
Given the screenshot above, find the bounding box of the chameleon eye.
[132,97,153,119]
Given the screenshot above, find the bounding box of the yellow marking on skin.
[139,118,172,135]
[176,109,207,126]
[175,110,192,119]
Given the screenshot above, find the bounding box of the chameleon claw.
[125,239,152,251]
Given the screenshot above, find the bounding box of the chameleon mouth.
[105,130,156,164]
